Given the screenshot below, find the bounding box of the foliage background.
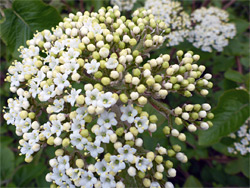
[0,0,249,187]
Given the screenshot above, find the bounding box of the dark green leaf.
[224,69,244,83]
[13,162,47,186]
[240,56,249,68]
[0,0,62,57]
[184,175,203,188]
[198,89,249,145]
[0,146,15,180]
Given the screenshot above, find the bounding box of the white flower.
[117,145,136,162]
[66,88,82,106]
[120,105,138,123]
[85,141,104,158]
[70,132,88,150]
[97,92,117,108]
[134,116,149,133]
[94,126,113,144]
[95,159,110,176]
[100,174,116,188]
[135,157,152,172]
[51,120,63,137]
[105,58,118,69]
[85,88,100,107]
[97,111,117,129]
[54,73,70,91]
[79,171,97,188]
[85,59,100,74]
[109,155,126,173]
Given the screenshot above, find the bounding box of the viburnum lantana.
[144,0,191,47]
[4,6,214,188]
[228,118,250,155]
[188,6,236,52]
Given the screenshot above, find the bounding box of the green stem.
[148,97,174,116]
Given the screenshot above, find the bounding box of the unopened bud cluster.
[4,6,213,188]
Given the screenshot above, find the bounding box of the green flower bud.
[143,63,151,70]
[133,68,141,77]
[173,84,180,90]
[129,38,137,46]
[170,77,177,84]
[76,159,84,168]
[78,43,85,50]
[138,171,145,178]
[173,145,181,152]
[163,126,170,135]
[187,77,195,84]
[137,84,146,93]
[207,112,214,119]
[194,104,201,111]
[80,129,89,137]
[155,155,163,164]
[175,117,182,125]
[120,93,128,103]
[104,153,111,162]
[101,77,110,85]
[184,91,192,97]
[92,51,100,60]
[130,127,139,136]
[94,71,103,79]
[126,140,134,147]
[191,112,199,120]
[94,83,103,91]
[146,77,155,86]
[113,35,120,43]
[20,111,28,119]
[207,82,213,88]
[62,138,70,147]
[167,149,175,157]
[116,64,124,72]
[165,160,173,168]
[154,75,162,83]
[149,115,158,123]
[47,136,54,145]
[119,42,125,49]
[207,121,213,127]
[84,114,92,123]
[28,112,36,119]
[50,183,57,188]
[133,50,140,57]
[176,50,183,57]
[162,61,169,69]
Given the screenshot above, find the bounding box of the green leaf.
[225,157,250,178]
[233,18,250,34]
[13,162,47,186]
[224,69,244,83]
[0,146,15,180]
[198,90,249,146]
[240,56,250,68]
[184,175,203,188]
[0,0,62,57]
[0,136,14,146]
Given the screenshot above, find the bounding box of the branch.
[223,0,236,9]
[80,0,84,12]
[61,0,72,12]
[235,56,243,74]
[202,0,211,7]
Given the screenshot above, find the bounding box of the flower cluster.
[4,6,213,188]
[228,118,250,155]
[111,0,137,11]
[188,6,236,52]
[144,0,191,46]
